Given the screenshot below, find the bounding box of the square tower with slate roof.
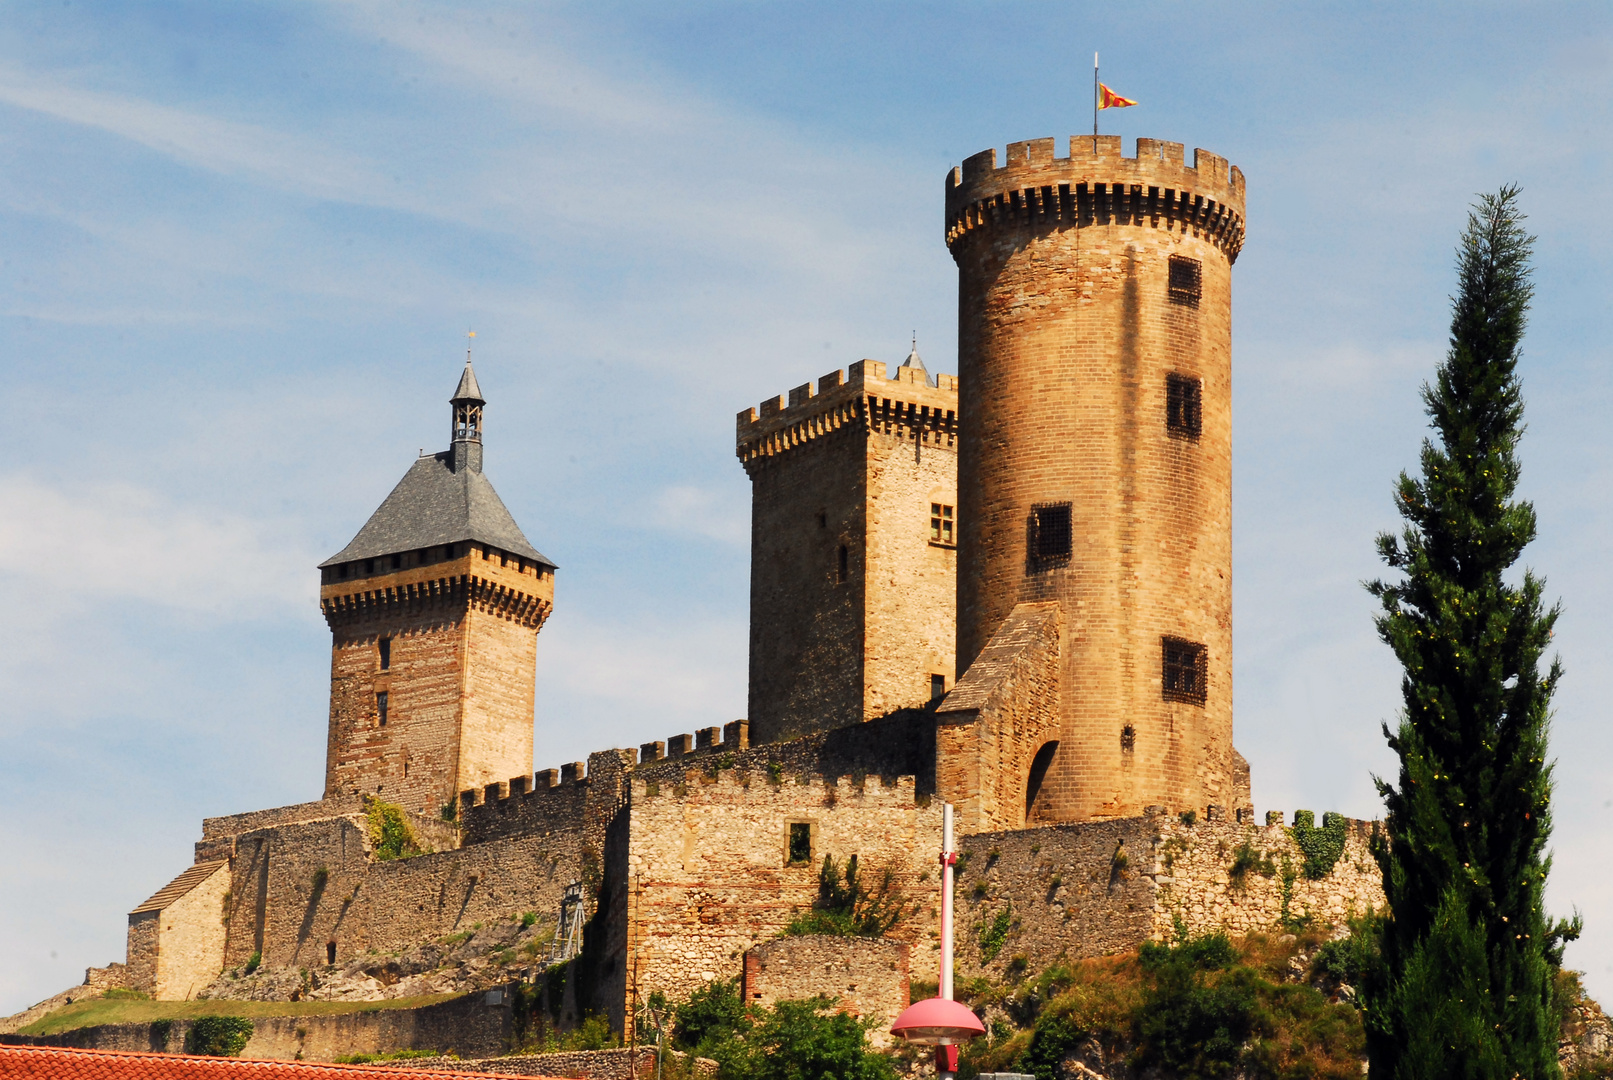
[317,358,555,816]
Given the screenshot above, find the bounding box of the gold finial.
[466,329,476,363]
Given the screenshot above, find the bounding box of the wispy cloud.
[0,474,314,614]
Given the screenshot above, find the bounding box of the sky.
[2,0,1611,1016]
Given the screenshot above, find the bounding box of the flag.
[1098,83,1137,109]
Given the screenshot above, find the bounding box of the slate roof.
[0,1045,557,1078]
[131,861,229,915]
[451,362,484,404]
[320,453,553,570]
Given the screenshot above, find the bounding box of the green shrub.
[1227,842,1274,890]
[980,905,1013,963]
[186,1016,254,1057]
[718,996,896,1080]
[783,855,910,938]
[242,951,261,975]
[1290,811,1349,879]
[673,978,750,1054]
[365,797,424,861]
[1310,910,1383,990]
[520,910,538,928]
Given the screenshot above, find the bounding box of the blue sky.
[2,1,1611,1015]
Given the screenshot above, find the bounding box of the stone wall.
[951,810,1385,983]
[154,862,231,1001]
[1,989,512,1061]
[604,770,943,1036]
[937,602,1062,833]
[397,1048,715,1078]
[742,936,909,1043]
[218,812,579,971]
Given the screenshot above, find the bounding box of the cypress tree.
[1364,186,1579,1078]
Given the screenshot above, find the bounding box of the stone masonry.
[743,936,910,1045]
[738,358,959,743]
[947,135,1245,824]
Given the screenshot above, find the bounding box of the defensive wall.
[742,936,910,1046]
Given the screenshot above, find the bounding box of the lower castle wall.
[0,990,512,1061]
[608,771,942,1036]
[951,811,1386,983]
[742,935,909,1043]
[222,815,583,972]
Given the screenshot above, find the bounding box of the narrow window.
[930,503,955,545]
[930,674,947,702]
[390,553,402,570]
[1029,502,1073,569]
[1168,255,1202,307]
[376,691,389,726]
[338,563,349,579]
[326,941,337,965]
[378,638,391,671]
[1161,638,1208,705]
[788,822,811,864]
[837,545,849,583]
[363,558,376,575]
[816,511,827,529]
[1166,374,1203,440]
[1121,725,1136,753]
[417,548,430,565]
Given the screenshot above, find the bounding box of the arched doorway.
[1025,741,1059,824]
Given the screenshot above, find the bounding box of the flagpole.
[1092,52,1099,153]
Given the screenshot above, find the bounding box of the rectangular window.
[363,559,376,575]
[788,822,812,864]
[378,638,391,671]
[837,545,849,583]
[1029,502,1073,569]
[1161,637,1208,705]
[390,553,402,570]
[930,674,947,702]
[376,691,389,726]
[1166,374,1203,439]
[930,503,955,546]
[1168,255,1202,307]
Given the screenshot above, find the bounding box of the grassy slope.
[18,993,462,1037]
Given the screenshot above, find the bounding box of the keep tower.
[318,359,555,816]
[944,135,1247,823]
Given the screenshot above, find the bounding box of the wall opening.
[378,637,391,671]
[787,822,812,864]
[376,691,389,727]
[1025,741,1059,822]
[930,674,947,702]
[1166,374,1203,440]
[327,941,337,965]
[1161,637,1208,705]
[1028,503,1072,570]
[1168,255,1202,307]
[837,545,849,583]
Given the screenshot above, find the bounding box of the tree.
[1364,186,1579,1078]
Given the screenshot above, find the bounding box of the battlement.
[944,135,1245,262]
[320,564,554,632]
[736,359,959,472]
[630,771,918,804]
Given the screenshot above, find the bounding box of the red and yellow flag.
[1098,83,1137,109]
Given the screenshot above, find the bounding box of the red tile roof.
[0,1045,567,1078]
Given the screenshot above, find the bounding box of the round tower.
[945,135,1246,822]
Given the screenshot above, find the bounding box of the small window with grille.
[1029,502,1073,569]
[1167,374,1203,440]
[1168,255,1202,307]
[1161,637,1208,705]
[930,503,955,546]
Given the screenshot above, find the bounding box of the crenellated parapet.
[945,135,1246,263]
[320,548,554,633]
[736,360,959,474]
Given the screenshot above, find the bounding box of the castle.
[52,133,1382,1048]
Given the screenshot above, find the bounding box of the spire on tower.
[897,333,932,386]
[451,346,486,473]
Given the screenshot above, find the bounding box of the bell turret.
[451,356,485,473]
